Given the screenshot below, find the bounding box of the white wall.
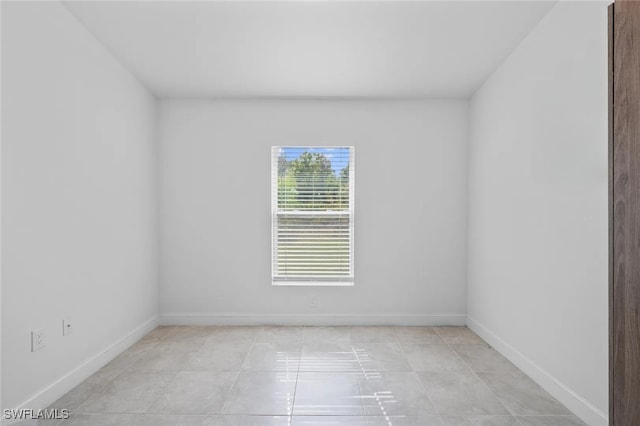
[1,1,158,411]
[159,100,468,324]
[467,2,608,425]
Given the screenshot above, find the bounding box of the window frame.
[271,146,355,287]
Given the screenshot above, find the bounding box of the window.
[271,147,354,286]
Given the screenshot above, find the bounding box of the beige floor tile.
[49,377,105,412]
[303,327,351,346]
[142,414,217,426]
[123,338,162,357]
[477,372,572,416]
[12,420,62,426]
[213,415,291,425]
[300,342,360,372]
[257,327,304,345]
[222,371,296,415]
[433,328,485,345]
[402,344,470,372]
[143,326,179,340]
[171,327,223,343]
[441,415,519,425]
[130,341,204,371]
[183,340,253,371]
[294,372,364,416]
[76,371,174,414]
[367,416,446,426]
[57,413,147,425]
[358,371,436,417]
[89,351,140,384]
[450,345,517,373]
[352,342,412,372]
[59,413,216,426]
[516,416,586,426]
[349,327,398,343]
[242,342,301,372]
[418,371,509,416]
[207,326,262,343]
[291,416,367,425]
[148,371,238,414]
[392,327,444,345]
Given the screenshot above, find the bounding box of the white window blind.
[271,147,354,285]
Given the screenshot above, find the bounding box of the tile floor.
[21,326,585,425]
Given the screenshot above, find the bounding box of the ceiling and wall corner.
[62,0,557,99]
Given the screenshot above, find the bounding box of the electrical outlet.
[62,318,72,336]
[31,328,45,352]
[310,295,318,308]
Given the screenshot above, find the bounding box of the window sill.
[272,281,354,287]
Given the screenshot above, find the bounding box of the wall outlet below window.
[310,295,318,308]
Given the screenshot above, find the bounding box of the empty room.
[2,0,640,425]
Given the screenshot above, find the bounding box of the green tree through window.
[277,150,349,211]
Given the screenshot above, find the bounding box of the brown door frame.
[610,1,640,425]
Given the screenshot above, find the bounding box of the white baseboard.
[3,315,159,425]
[466,316,608,426]
[160,312,467,326]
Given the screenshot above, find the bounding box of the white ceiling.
[63,1,556,99]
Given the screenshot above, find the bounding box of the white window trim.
[271,146,355,287]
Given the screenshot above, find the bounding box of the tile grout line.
[72,331,170,416]
[395,326,444,423]
[350,331,369,425]
[362,329,398,426]
[218,326,261,417]
[289,326,309,422]
[140,327,208,416]
[432,326,516,423]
